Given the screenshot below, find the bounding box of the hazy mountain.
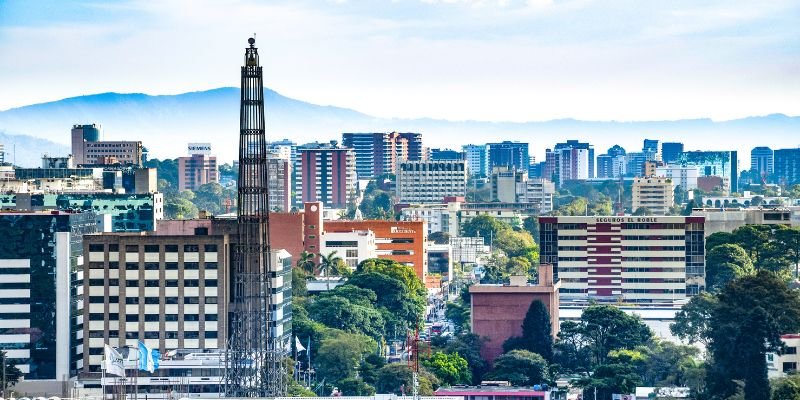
[0,87,798,166]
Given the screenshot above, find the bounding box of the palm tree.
[296,251,316,275]
[318,251,344,291]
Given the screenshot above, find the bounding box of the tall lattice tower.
[225,37,288,397]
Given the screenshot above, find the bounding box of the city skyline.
[1,0,798,122]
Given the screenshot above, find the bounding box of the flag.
[138,341,155,373]
[104,345,125,377]
[295,336,306,352]
[151,348,161,370]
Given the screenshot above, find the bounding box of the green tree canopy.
[306,295,385,339]
[580,305,653,365]
[502,300,553,362]
[705,243,754,291]
[347,271,423,328]
[315,331,376,385]
[706,271,800,400]
[487,349,551,386]
[374,364,438,395]
[429,231,451,245]
[670,291,717,347]
[461,214,511,242]
[422,352,472,386]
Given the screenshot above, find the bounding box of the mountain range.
[1,87,798,167]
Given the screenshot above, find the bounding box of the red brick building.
[470,264,560,362]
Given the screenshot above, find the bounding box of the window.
[205,262,218,270]
[785,347,798,355]
[205,314,218,321]
[164,314,179,321]
[204,244,218,252]
[144,262,159,270]
[126,262,138,270]
[144,245,159,253]
[126,297,138,304]
[89,244,104,252]
[165,245,179,252]
[185,262,200,270]
[125,314,139,322]
[184,244,200,252]
[205,331,218,338]
[784,362,797,373]
[125,245,139,252]
[109,244,119,252]
[204,279,218,287]
[165,262,179,270]
[205,297,218,304]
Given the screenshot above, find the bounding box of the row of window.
[90,262,218,270]
[88,313,218,321]
[558,267,686,273]
[88,296,218,304]
[88,244,218,252]
[88,279,219,287]
[87,331,218,346]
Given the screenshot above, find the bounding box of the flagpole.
[101,355,106,400]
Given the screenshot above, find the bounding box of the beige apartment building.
[632,177,674,215]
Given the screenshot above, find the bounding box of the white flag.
[104,345,125,377]
[295,336,306,352]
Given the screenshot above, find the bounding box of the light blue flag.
[151,348,161,370]
[138,341,154,372]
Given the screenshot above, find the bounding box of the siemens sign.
[188,143,212,155]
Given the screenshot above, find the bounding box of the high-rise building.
[632,177,674,215]
[342,132,423,179]
[491,167,527,203]
[678,150,739,192]
[178,143,219,191]
[555,140,595,178]
[557,147,590,181]
[296,142,356,208]
[0,211,98,380]
[488,141,530,172]
[0,143,5,164]
[656,164,700,191]
[661,142,684,164]
[751,147,774,180]
[266,153,291,212]
[71,124,143,166]
[625,151,658,177]
[539,215,706,301]
[463,144,489,178]
[397,160,468,204]
[596,144,627,179]
[430,148,465,161]
[774,148,800,186]
[81,231,231,371]
[643,139,660,160]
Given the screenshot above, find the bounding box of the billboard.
[188,143,212,156]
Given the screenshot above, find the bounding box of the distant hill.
[1,87,798,166]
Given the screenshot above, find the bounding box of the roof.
[436,387,548,396]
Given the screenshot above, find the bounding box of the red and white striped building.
[539,216,705,303]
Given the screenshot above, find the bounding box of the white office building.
[319,230,378,269]
[397,160,467,204]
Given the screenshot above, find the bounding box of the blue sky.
[0,0,798,121]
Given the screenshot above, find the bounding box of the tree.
[502,300,553,362]
[732,225,771,262]
[581,305,652,365]
[706,271,800,400]
[164,190,199,219]
[553,320,591,373]
[705,244,754,291]
[338,378,376,395]
[315,331,376,384]
[318,250,348,290]
[357,258,427,304]
[297,251,316,275]
[446,333,489,384]
[0,351,22,390]
[522,217,540,244]
[292,267,308,297]
[461,214,510,242]
[347,271,422,329]
[706,232,735,252]
[306,296,385,338]
[632,206,652,216]
[555,197,589,216]
[775,227,800,278]
[487,350,551,386]
[639,341,704,389]
[771,374,800,400]
[429,231,451,245]
[670,292,717,347]
[495,229,538,260]
[422,352,472,386]
[375,363,438,395]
